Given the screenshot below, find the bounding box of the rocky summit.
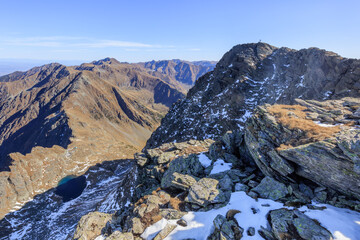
[2,43,360,240]
[0,58,213,219]
[146,42,360,148]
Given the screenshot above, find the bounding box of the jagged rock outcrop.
[245,98,360,202]
[146,42,360,148]
[0,57,204,219]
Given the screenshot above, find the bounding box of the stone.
[134,152,148,167]
[235,183,249,192]
[218,174,234,192]
[73,212,112,240]
[160,209,187,220]
[299,183,315,199]
[131,217,144,235]
[252,177,289,200]
[161,155,204,191]
[247,191,258,199]
[186,178,230,208]
[269,208,332,240]
[105,231,134,240]
[208,214,243,240]
[248,180,259,188]
[247,227,255,236]
[177,219,187,227]
[226,209,241,220]
[153,223,177,240]
[315,191,328,203]
[161,172,197,191]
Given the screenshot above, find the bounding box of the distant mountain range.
[0,58,214,219]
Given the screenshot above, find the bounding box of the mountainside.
[146,43,360,148]
[137,59,216,88]
[0,58,192,219]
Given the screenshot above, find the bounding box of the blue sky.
[0,0,359,64]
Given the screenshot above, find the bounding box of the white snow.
[313,121,340,128]
[210,159,232,174]
[141,191,360,240]
[299,203,360,240]
[199,153,211,168]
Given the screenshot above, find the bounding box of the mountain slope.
[137,59,216,89]
[146,42,360,148]
[0,58,188,219]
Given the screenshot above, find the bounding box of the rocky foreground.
[73,97,360,240]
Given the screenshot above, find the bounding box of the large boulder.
[161,154,205,190]
[186,178,230,209]
[245,99,360,201]
[73,212,112,240]
[269,208,333,240]
[207,214,243,240]
[252,176,289,200]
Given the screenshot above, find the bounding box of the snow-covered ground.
[141,191,360,240]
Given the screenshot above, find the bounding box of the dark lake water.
[55,175,87,202]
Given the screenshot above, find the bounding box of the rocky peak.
[146,42,360,148]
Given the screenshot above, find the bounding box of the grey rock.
[161,172,197,191]
[269,208,333,240]
[177,219,187,227]
[247,227,255,236]
[252,177,289,200]
[248,180,259,188]
[208,214,243,240]
[235,183,249,192]
[299,183,314,199]
[160,209,186,220]
[186,178,230,208]
[105,231,134,240]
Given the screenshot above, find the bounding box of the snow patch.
[210,159,232,174]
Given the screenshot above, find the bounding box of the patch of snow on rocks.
[210,159,232,174]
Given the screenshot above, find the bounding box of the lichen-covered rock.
[105,231,134,240]
[131,217,144,235]
[73,212,112,240]
[153,223,177,240]
[208,214,243,240]
[186,178,230,209]
[161,172,198,191]
[245,99,360,201]
[269,208,333,240]
[160,209,187,220]
[252,177,289,200]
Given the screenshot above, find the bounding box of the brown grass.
[169,197,182,211]
[268,104,341,148]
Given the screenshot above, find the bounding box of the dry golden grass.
[268,104,341,148]
[151,214,163,224]
[169,197,182,211]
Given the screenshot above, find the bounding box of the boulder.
[73,212,112,240]
[208,214,243,240]
[161,172,197,191]
[153,223,177,240]
[105,231,134,240]
[186,178,230,208]
[252,177,289,200]
[269,208,333,240]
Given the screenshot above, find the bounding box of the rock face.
[137,59,216,87]
[146,42,360,148]
[245,98,360,201]
[0,57,211,219]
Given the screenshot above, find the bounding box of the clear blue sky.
[0,0,359,64]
